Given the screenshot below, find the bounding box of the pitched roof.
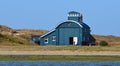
[80,22,90,29]
[40,29,55,38]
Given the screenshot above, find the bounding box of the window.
[52,35,56,41]
[44,38,48,44]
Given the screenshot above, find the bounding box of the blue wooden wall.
[56,21,82,45]
[40,31,56,45]
[40,21,84,46]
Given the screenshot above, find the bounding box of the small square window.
[44,38,48,44]
[52,35,56,41]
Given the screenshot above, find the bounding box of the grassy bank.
[0,55,120,61]
[0,46,120,51]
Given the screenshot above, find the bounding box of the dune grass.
[93,35,120,46]
[0,46,120,51]
[0,33,33,46]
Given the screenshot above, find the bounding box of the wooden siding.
[57,28,82,45]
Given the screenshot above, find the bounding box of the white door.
[73,37,78,45]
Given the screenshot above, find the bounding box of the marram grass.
[0,46,120,51]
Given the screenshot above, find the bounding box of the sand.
[0,51,120,56]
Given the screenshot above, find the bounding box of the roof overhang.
[40,29,55,38]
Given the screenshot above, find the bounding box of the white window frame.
[52,35,56,41]
[44,38,48,44]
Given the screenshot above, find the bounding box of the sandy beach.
[0,51,120,56]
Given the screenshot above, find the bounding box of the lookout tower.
[68,11,83,22]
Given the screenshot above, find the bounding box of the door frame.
[69,37,78,45]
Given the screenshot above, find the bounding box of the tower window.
[52,35,56,41]
[44,38,48,44]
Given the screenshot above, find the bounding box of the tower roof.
[68,11,80,14]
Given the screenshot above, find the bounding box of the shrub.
[99,41,108,46]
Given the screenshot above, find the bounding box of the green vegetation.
[0,55,120,61]
[99,41,108,46]
[15,29,48,40]
[93,35,120,46]
[0,33,32,46]
[0,25,47,45]
[0,46,120,51]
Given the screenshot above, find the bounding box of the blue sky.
[0,0,120,36]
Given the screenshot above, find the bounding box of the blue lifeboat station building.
[40,11,95,46]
